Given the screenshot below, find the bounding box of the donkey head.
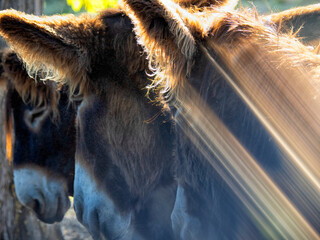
[0,9,176,239]
[121,1,320,239]
[1,49,76,223]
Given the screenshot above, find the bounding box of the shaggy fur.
[120,0,197,100]
[0,8,177,240]
[121,0,320,99]
[263,4,320,46]
[0,9,147,99]
[0,8,175,197]
[0,49,77,222]
[0,10,92,97]
[121,0,320,239]
[1,49,60,116]
[1,3,319,238]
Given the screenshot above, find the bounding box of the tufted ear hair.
[121,0,198,56]
[1,49,60,115]
[121,0,231,94]
[264,4,320,46]
[120,0,200,93]
[0,9,105,96]
[121,0,238,60]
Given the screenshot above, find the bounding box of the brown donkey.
[0,49,76,223]
[0,9,177,240]
[1,2,320,239]
[122,0,320,239]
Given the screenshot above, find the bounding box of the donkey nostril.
[25,198,43,216]
[33,199,42,215]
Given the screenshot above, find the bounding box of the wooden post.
[0,88,15,240]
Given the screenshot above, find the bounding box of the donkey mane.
[122,2,320,102]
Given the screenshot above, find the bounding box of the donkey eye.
[30,110,45,123]
[24,106,51,133]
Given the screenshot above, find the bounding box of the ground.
[60,202,92,240]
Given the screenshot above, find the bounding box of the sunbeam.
[175,83,319,239]
[172,40,320,239]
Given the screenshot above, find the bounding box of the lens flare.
[173,41,320,239]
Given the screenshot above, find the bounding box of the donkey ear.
[1,49,59,109]
[0,9,100,92]
[121,0,199,90]
[121,0,196,59]
[264,4,320,46]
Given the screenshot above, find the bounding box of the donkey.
[0,49,77,224]
[122,0,320,239]
[0,9,177,240]
[0,2,319,239]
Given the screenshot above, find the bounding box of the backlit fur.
[121,1,320,238]
[0,8,177,239]
[0,9,146,99]
[264,4,320,45]
[1,49,59,115]
[121,0,320,102]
